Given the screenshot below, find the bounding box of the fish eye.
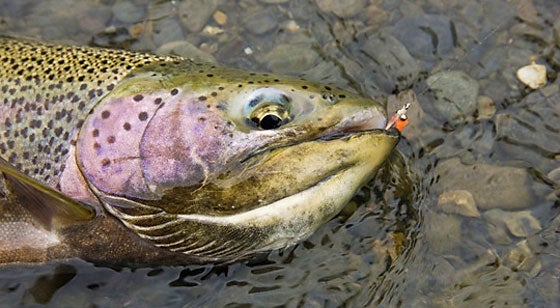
[250,104,290,129]
[245,89,292,130]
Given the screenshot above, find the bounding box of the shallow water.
[1,0,559,306]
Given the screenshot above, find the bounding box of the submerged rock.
[484,209,542,238]
[437,190,480,217]
[427,71,479,126]
[315,0,367,18]
[359,32,421,93]
[516,61,547,89]
[435,158,536,210]
[391,14,456,60]
[263,43,319,74]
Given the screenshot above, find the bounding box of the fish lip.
[319,126,400,141]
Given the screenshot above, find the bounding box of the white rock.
[516,61,547,89]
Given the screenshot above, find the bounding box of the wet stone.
[359,31,421,93]
[151,18,185,47]
[494,86,560,170]
[424,212,462,254]
[437,190,480,217]
[179,0,222,33]
[427,71,479,126]
[391,14,456,60]
[263,43,319,74]
[157,41,216,63]
[259,0,290,3]
[484,209,542,238]
[504,240,542,278]
[244,12,278,35]
[435,158,536,210]
[476,95,496,120]
[112,1,146,24]
[315,0,367,18]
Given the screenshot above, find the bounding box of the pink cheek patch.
[77,92,169,198]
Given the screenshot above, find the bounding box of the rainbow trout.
[0,36,399,265]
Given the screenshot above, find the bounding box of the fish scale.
[0,36,176,186]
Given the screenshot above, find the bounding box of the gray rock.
[391,14,456,60]
[359,31,421,93]
[259,0,290,3]
[156,40,216,63]
[484,209,542,238]
[427,71,479,125]
[112,1,146,24]
[178,0,222,33]
[244,12,278,35]
[263,43,319,74]
[315,0,367,18]
[423,212,462,254]
[435,158,536,210]
[151,17,185,47]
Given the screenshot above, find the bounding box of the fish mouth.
[173,128,401,254]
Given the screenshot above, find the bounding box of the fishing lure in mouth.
[385,103,411,132]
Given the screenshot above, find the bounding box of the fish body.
[0,37,399,265]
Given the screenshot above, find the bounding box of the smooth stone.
[516,62,547,89]
[179,0,222,33]
[427,71,479,125]
[112,1,146,24]
[437,190,480,217]
[423,212,462,254]
[213,10,227,26]
[391,14,455,60]
[259,0,290,3]
[484,209,542,238]
[547,167,560,184]
[315,0,367,18]
[504,240,542,278]
[435,158,535,210]
[244,12,278,35]
[151,18,185,47]
[156,41,216,63]
[359,31,421,93]
[476,95,496,120]
[263,43,319,74]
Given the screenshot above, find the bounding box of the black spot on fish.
[107,136,116,143]
[198,96,207,101]
[133,94,144,102]
[302,85,308,89]
[138,112,148,121]
[211,92,217,97]
[154,98,162,105]
[171,89,179,96]
[207,74,214,77]
[92,129,99,137]
[93,143,100,150]
[101,110,110,119]
[101,158,111,167]
[123,122,131,131]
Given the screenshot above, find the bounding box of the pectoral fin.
[0,157,95,230]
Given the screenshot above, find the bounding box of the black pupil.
[259,114,282,129]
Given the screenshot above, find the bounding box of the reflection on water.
[1,0,559,306]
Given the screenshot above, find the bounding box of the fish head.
[76,60,399,262]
